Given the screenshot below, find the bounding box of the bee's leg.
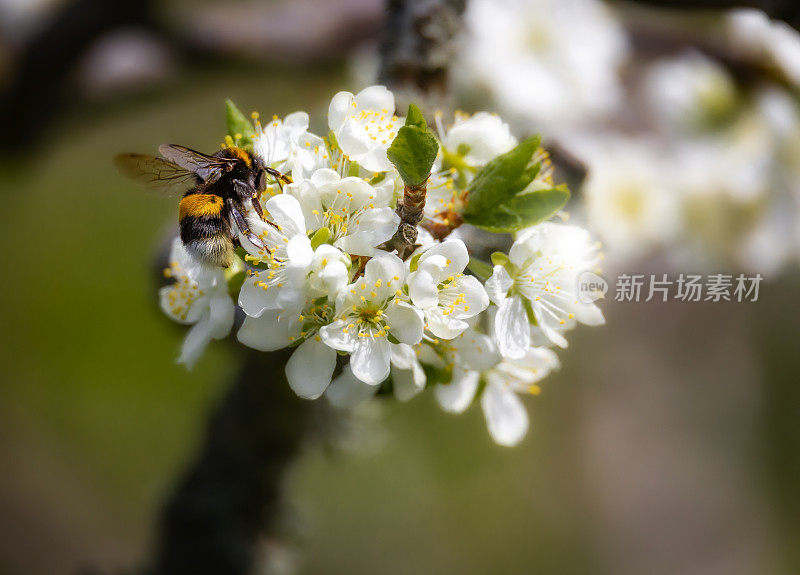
[265,167,292,192]
[248,193,265,221]
[227,198,268,251]
[232,177,266,222]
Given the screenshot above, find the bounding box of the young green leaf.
[462,135,569,232]
[469,184,570,233]
[462,135,541,218]
[386,105,439,187]
[225,99,256,149]
[404,103,427,130]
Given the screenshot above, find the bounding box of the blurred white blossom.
[727,8,800,87]
[455,0,628,133]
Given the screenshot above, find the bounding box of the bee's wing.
[113,153,200,196]
[158,144,234,184]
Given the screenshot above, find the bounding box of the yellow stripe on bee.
[227,146,252,167]
[179,194,224,219]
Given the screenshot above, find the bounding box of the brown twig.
[381,179,429,258]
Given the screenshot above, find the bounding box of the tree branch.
[147,349,315,575]
[378,0,467,111]
[381,180,429,259]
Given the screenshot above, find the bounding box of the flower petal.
[336,208,399,256]
[384,301,424,345]
[391,345,426,401]
[453,274,490,317]
[364,253,405,288]
[420,239,469,275]
[455,332,501,371]
[238,274,280,316]
[481,383,529,446]
[286,337,337,399]
[319,319,357,352]
[310,168,342,187]
[426,310,469,339]
[206,293,234,339]
[350,334,391,385]
[177,318,213,369]
[328,91,354,131]
[265,193,306,236]
[485,265,513,304]
[435,368,479,413]
[237,312,296,351]
[326,366,378,408]
[407,270,439,309]
[392,362,426,402]
[354,85,394,112]
[495,296,531,359]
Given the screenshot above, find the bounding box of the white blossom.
[237,194,315,315]
[328,85,402,172]
[407,239,489,338]
[159,238,235,368]
[480,347,560,446]
[727,9,800,87]
[640,51,737,134]
[486,222,604,353]
[253,111,327,183]
[325,342,428,407]
[153,85,608,448]
[320,254,424,385]
[425,112,518,224]
[238,298,338,399]
[288,168,399,256]
[438,111,517,167]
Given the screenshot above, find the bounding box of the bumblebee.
[115,144,290,268]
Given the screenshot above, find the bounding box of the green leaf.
[471,183,570,233]
[386,105,439,187]
[462,135,541,218]
[467,257,493,281]
[462,135,569,232]
[225,99,256,149]
[404,103,427,130]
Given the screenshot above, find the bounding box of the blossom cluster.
[159,86,604,446]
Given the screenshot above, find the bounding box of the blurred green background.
[1,2,800,575]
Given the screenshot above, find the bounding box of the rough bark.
[147,349,314,575]
[378,0,467,113]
